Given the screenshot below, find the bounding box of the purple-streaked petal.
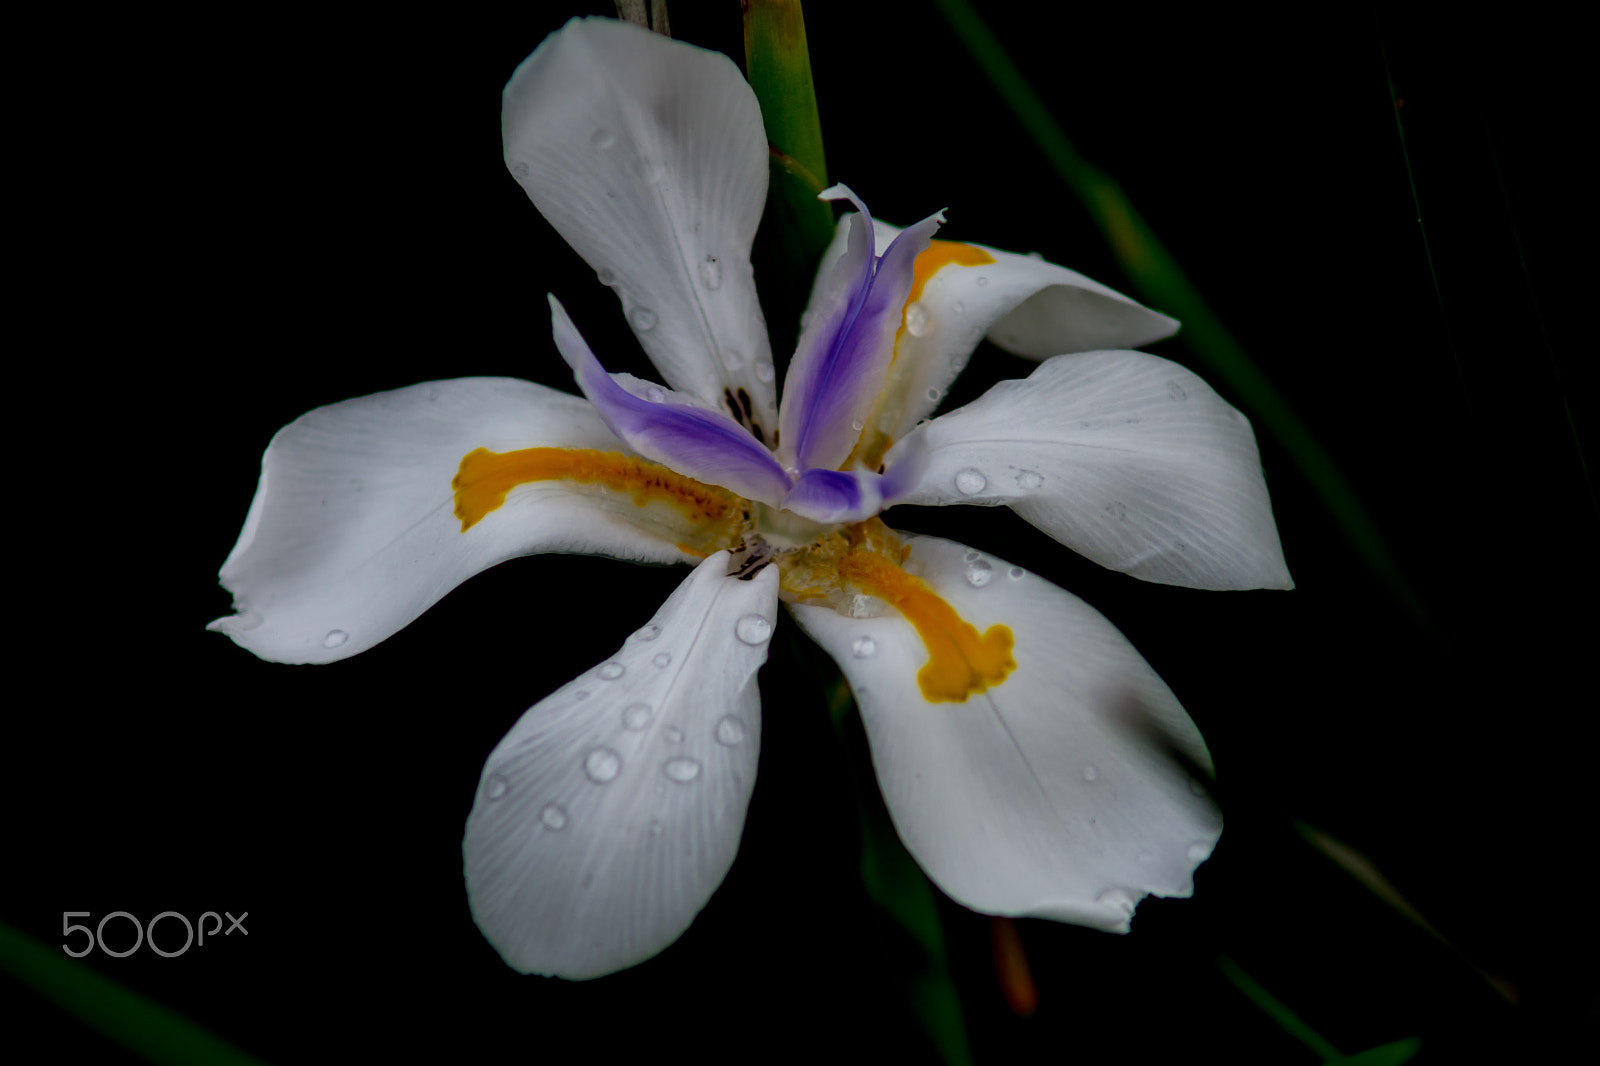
[550,296,791,505]
[778,186,944,474]
[780,467,883,525]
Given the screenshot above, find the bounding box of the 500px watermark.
[61,911,248,958]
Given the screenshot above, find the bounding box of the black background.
[10,4,1591,1062]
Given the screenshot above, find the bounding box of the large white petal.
[854,220,1180,440]
[901,351,1292,590]
[211,378,699,665]
[789,534,1220,931]
[503,18,778,435]
[464,553,776,978]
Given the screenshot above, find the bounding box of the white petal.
[902,351,1292,590]
[860,219,1179,440]
[503,18,778,433]
[210,378,701,664]
[788,534,1220,931]
[464,553,776,978]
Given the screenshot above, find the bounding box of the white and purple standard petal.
[777,186,944,474]
[549,296,792,506]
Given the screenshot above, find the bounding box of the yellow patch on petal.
[778,519,1015,704]
[452,447,743,554]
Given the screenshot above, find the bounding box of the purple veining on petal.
[781,467,883,525]
[778,185,945,475]
[548,295,792,505]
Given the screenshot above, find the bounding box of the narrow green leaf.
[1217,953,1345,1061]
[931,0,1435,637]
[0,918,268,1066]
[1328,1036,1424,1066]
[743,0,837,366]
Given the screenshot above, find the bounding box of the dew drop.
[1015,469,1043,490]
[1187,842,1211,862]
[735,614,772,645]
[539,803,568,830]
[622,703,652,731]
[1082,764,1099,782]
[927,387,941,401]
[591,128,616,150]
[322,629,349,649]
[628,307,658,332]
[851,419,864,432]
[951,300,965,313]
[584,747,622,783]
[1027,251,1044,260]
[1167,379,1188,401]
[965,559,994,587]
[664,725,684,744]
[715,716,746,745]
[698,257,723,290]
[755,362,775,383]
[484,773,509,801]
[663,757,702,783]
[851,635,878,658]
[975,275,988,286]
[645,386,665,403]
[1095,887,1136,914]
[903,301,930,337]
[652,651,671,668]
[965,550,980,562]
[510,161,529,179]
[598,662,625,680]
[633,623,661,642]
[954,468,987,495]
[1008,566,1024,580]
[597,266,617,286]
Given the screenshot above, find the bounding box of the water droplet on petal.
[629,307,658,332]
[904,301,930,337]
[622,703,652,731]
[597,266,617,286]
[1015,469,1043,490]
[633,623,661,642]
[598,662,625,680]
[975,275,988,286]
[851,635,878,658]
[664,725,684,744]
[735,614,772,645]
[539,803,568,830]
[755,362,775,384]
[1008,566,1024,580]
[484,773,509,800]
[510,161,529,179]
[1187,842,1210,862]
[698,257,723,290]
[715,716,746,745]
[322,629,348,649]
[1082,764,1099,782]
[663,757,701,783]
[652,651,671,667]
[965,559,993,587]
[584,747,622,783]
[1095,887,1136,915]
[951,300,965,313]
[954,468,987,495]
[645,386,665,403]
[851,419,864,432]
[1167,379,1188,401]
[927,387,941,401]
[1027,251,1044,260]
[591,128,616,150]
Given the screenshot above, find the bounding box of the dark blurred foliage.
[9,4,1589,1063]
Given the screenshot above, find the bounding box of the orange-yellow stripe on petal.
[452,446,740,536]
[839,547,1015,703]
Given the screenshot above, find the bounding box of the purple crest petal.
[781,467,883,525]
[779,186,945,474]
[876,430,930,506]
[549,296,792,505]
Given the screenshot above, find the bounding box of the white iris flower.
[210,18,1291,979]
